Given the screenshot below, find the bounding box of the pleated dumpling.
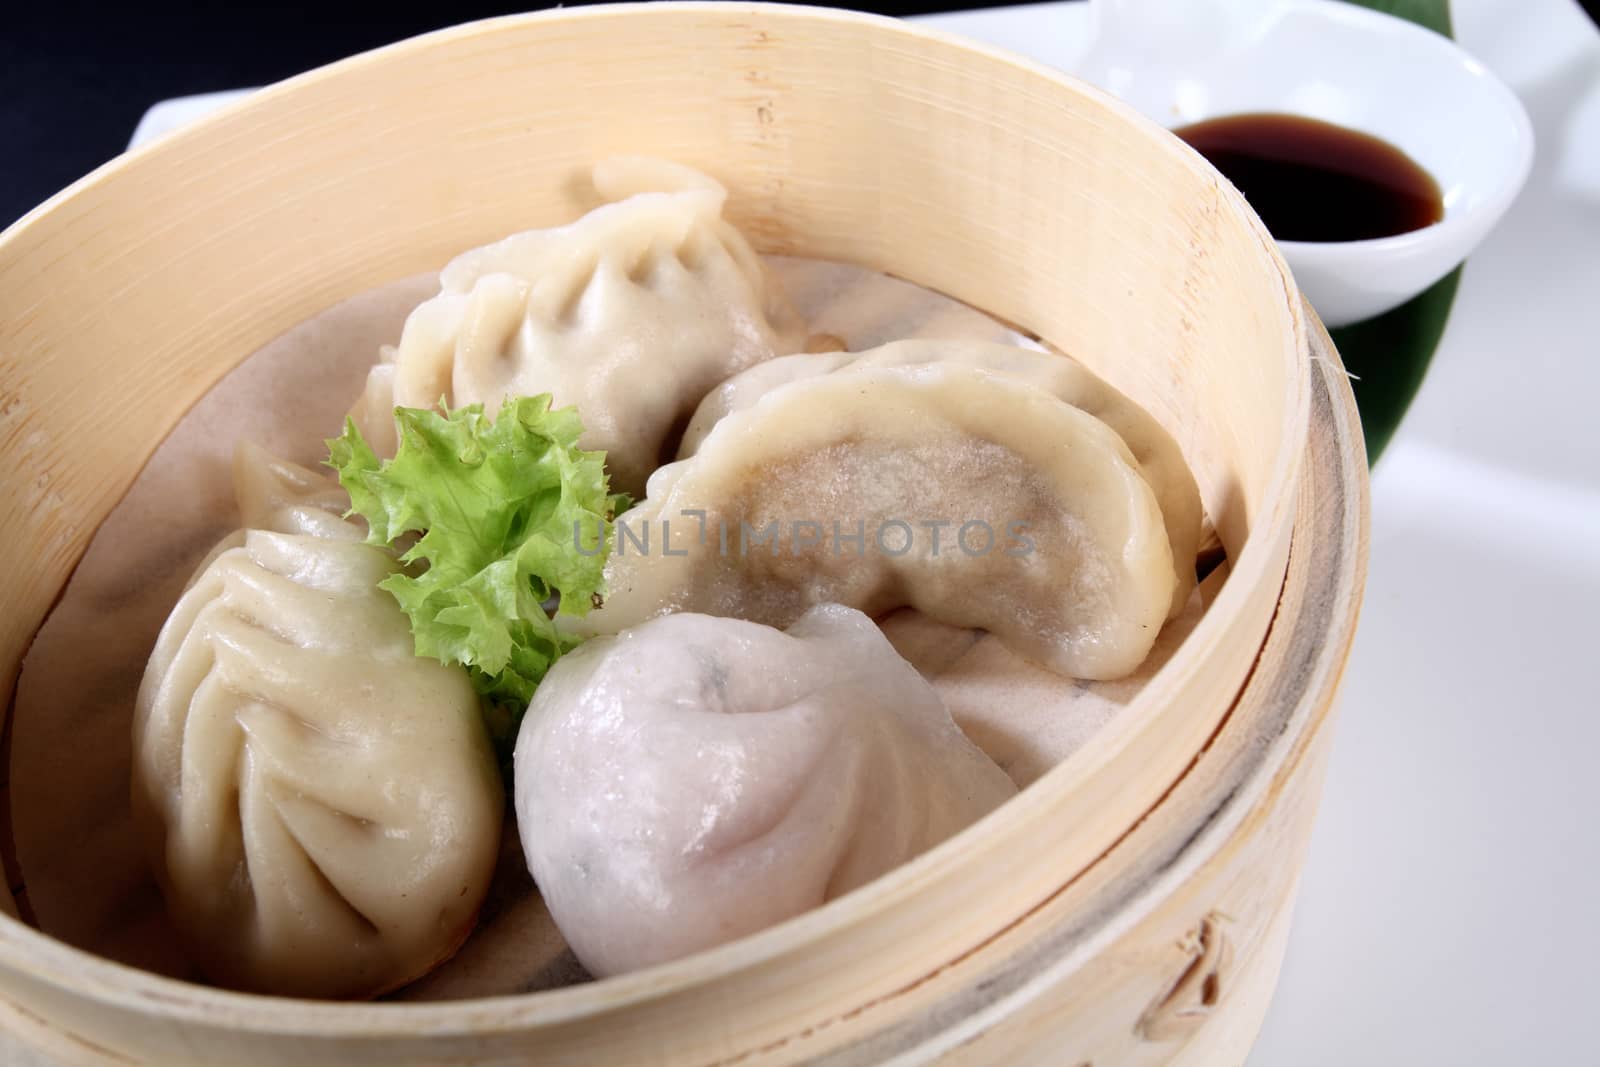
[350,157,807,496]
[580,362,1179,680]
[231,440,363,542]
[681,339,1202,617]
[131,447,502,999]
[514,604,1017,977]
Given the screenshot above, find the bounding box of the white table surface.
[12,2,1596,1065]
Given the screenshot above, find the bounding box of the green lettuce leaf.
[327,397,615,745]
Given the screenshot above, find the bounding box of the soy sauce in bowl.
[1173,113,1444,242]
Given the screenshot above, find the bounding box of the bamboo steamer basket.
[0,4,1368,1064]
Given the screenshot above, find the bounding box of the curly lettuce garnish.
[327,397,617,748]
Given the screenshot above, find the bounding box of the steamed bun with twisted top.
[132,447,502,999]
[514,604,1017,977]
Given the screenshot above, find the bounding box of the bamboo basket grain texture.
[0,5,1363,1065]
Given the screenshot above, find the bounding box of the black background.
[0,0,1030,228]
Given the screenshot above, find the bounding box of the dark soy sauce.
[1173,112,1444,242]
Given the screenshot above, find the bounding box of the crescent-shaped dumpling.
[681,339,1202,617]
[349,157,806,496]
[581,363,1179,680]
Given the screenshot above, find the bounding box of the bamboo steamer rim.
[778,313,1369,1063]
[0,0,1310,1041]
